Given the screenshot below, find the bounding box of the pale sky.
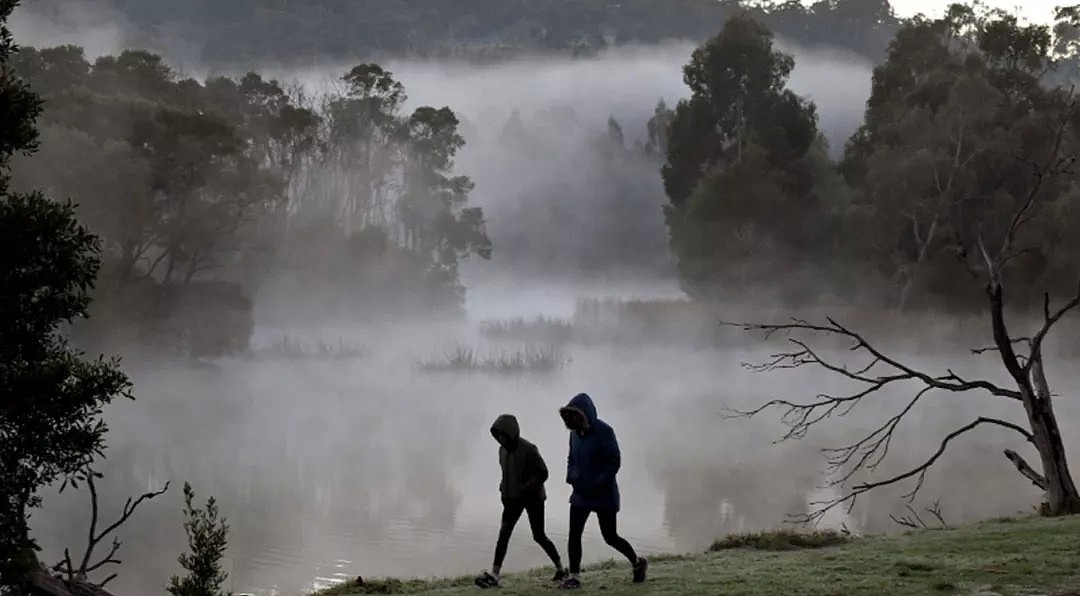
[892,0,1059,23]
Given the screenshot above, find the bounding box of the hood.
[491,414,521,443]
[561,392,598,427]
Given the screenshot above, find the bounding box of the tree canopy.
[10,47,491,353]
[662,3,1080,311]
[662,14,847,304]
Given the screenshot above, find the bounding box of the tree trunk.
[1025,358,1080,515]
[897,216,937,312]
[989,281,1080,514]
[898,272,914,312]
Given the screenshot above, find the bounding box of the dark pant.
[567,504,638,574]
[493,498,562,569]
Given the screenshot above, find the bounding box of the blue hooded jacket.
[560,393,621,511]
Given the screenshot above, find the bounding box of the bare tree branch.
[792,417,1029,525]
[822,387,933,488]
[1026,283,1080,373]
[890,505,926,529]
[1004,448,1049,490]
[726,317,1041,524]
[723,318,1021,401]
[998,92,1076,264]
[53,549,74,579]
[926,499,948,527]
[84,538,122,574]
[970,337,1031,356]
[54,469,169,588]
[891,499,949,529]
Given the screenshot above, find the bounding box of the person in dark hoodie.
[557,392,647,589]
[475,414,567,589]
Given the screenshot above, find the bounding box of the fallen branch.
[889,499,948,529]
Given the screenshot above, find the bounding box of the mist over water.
[18,13,1078,596]
[35,314,1079,595]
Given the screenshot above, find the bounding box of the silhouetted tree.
[0,0,132,588]
[661,14,841,302]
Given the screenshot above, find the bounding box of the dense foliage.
[0,0,131,588]
[663,4,1080,312]
[662,15,849,304]
[10,50,490,353]
[167,483,230,596]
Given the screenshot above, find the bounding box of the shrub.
[710,529,850,551]
[167,483,230,596]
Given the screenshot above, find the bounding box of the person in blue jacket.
[556,392,647,589]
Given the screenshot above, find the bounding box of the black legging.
[567,505,638,574]
[493,498,563,569]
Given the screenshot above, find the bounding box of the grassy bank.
[314,515,1080,595]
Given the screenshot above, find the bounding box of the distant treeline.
[62,0,903,66]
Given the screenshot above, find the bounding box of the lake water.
[34,312,1071,595]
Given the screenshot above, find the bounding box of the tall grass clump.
[247,335,366,361]
[414,344,567,374]
[710,528,851,552]
[479,316,575,344]
[571,297,734,347]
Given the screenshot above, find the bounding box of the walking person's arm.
[498,448,506,495]
[591,426,621,489]
[566,434,578,486]
[520,446,549,494]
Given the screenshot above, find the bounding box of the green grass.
[312,515,1080,595]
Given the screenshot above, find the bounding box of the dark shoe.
[474,572,499,589]
[551,568,569,583]
[558,577,581,590]
[632,557,648,583]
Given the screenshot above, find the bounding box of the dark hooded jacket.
[560,393,621,511]
[491,414,548,504]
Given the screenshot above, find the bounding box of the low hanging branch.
[721,317,1038,525]
[53,469,170,589]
